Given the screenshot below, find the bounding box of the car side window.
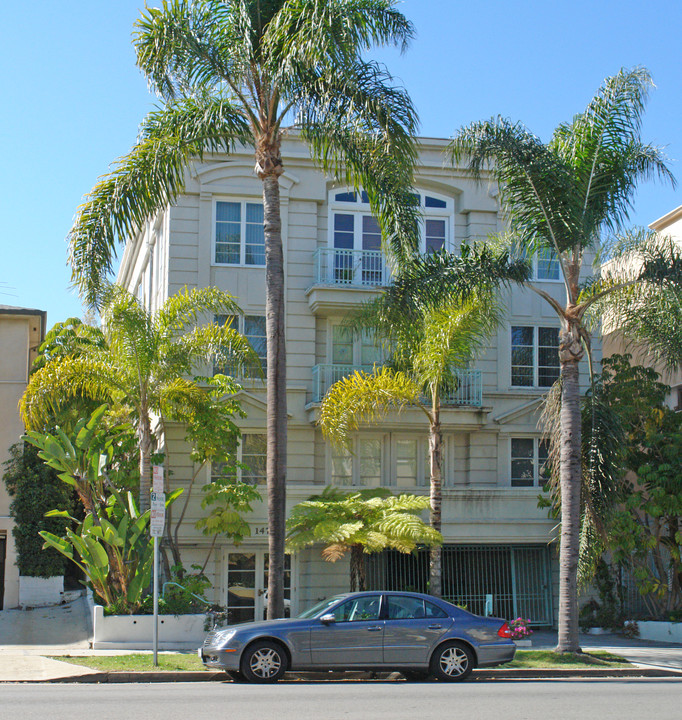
[332,596,381,622]
[424,600,448,619]
[386,596,426,620]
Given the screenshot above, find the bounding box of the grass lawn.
[52,654,206,672]
[501,650,631,669]
[53,649,630,673]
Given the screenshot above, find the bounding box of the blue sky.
[1,0,680,326]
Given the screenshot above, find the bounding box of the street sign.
[150,491,166,537]
[152,465,164,493]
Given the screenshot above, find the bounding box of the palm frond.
[68,96,250,307]
[319,367,422,448]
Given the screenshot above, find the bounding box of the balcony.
[311,364,483,407]
[307,249,391,314]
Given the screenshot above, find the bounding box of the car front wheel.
[240,641,288,683]
[430,641,474,682]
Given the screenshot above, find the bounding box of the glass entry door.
[225,551,292,625]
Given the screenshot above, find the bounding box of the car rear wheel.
[430,641,474,682]
[240,641,288,683]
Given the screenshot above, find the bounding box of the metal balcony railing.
[313,248,391,288]
[312,364,483,407]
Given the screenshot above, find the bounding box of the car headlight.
[216,629,237,647]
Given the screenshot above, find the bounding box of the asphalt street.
[2,680,681,720]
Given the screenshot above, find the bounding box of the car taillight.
[497,622,513,638]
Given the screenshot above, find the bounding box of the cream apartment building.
[117,135,596,627]
[0,305,46,609]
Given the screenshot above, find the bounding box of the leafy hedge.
[2,442,76,577]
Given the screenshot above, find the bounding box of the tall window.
[212,433,267,485]
[331,437,382,487]
[330,325,384,366]
[330,189,452,257]
[214,200,265,266]
[511,438,550,487]
[215,314,267,377]
[511,326,560,387]
[536,249,561,281]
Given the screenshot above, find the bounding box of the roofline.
[650,205,682,231]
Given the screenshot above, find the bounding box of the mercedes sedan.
[199,591,516,683]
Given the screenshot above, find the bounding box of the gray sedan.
[200,591,516,683]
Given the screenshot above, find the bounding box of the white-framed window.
[215,314,267,377]
[214,199,265,266]
[511,326,560,387]
[510,437,550,487]
[535,249,561,281]
[212,433,267,485]
[330,324,384,367]
[328,434,448,489]
[329,188,453,256]
[330,436,383,487]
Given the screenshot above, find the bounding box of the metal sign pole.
[153,535,159,666]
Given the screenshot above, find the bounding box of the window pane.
[511,326,534,387]
[242,434,267,485]
[396,439,418,487]
[386,596,425,620]
[362,216,381,251]
[331,447,353,486]
[335,191,357,202]
[538,439,550,484]
[511,438,535,487]
[332,325,353,365]
[425,219,445,253]
[537,249,560,280]
[244,315,267,377]
[216,201,240,222]
[245,204,265,266]
[361,191,369,203]
[538,327,560,387]
[334,213,355,254]
[425,195,447,209]
[360,329,383,365]
[359,438,381,486]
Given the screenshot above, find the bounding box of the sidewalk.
[1,600,681,683]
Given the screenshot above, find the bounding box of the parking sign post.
[150,466,165,666]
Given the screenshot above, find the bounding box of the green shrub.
[2,443,76,577]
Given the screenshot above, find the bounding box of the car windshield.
[297,596,345,619]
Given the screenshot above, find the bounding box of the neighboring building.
[603,205,682,409]
[0,305,46,609]
[117,135,597,626]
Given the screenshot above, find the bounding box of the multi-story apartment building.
[0,305,46,609]
[117,135,596,627]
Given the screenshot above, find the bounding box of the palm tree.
[286,487,441,592]
[399,68,677,652]
[67,0,420,619]
[319,280,506,598]
[20,285,255,513]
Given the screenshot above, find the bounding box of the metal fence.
[313,248,391,288]
[365,544,554,626]
[312,364,483,406]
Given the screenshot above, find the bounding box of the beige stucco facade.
[0,306,46,609]
[117,136,599,625]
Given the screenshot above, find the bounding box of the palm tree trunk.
[556,352,582,653]
[261,169,287,620]
[428,398,443,598]
[350,544,366,592]
[138,411,153,514]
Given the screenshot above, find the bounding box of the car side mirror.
[320,613,336,625]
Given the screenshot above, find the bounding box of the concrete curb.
[5,667,682,684]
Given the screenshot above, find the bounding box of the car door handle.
[366,626,383,631]
[427,624,442,630]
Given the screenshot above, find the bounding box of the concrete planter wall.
[19,575,64,608]
[92,604,209,650]
[637,621,682,644]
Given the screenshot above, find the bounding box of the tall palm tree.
[286,487,441,592]
[67,0,420,618]
[319,277,507,598]
[396,68,678,652]
[20,285,255,513]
